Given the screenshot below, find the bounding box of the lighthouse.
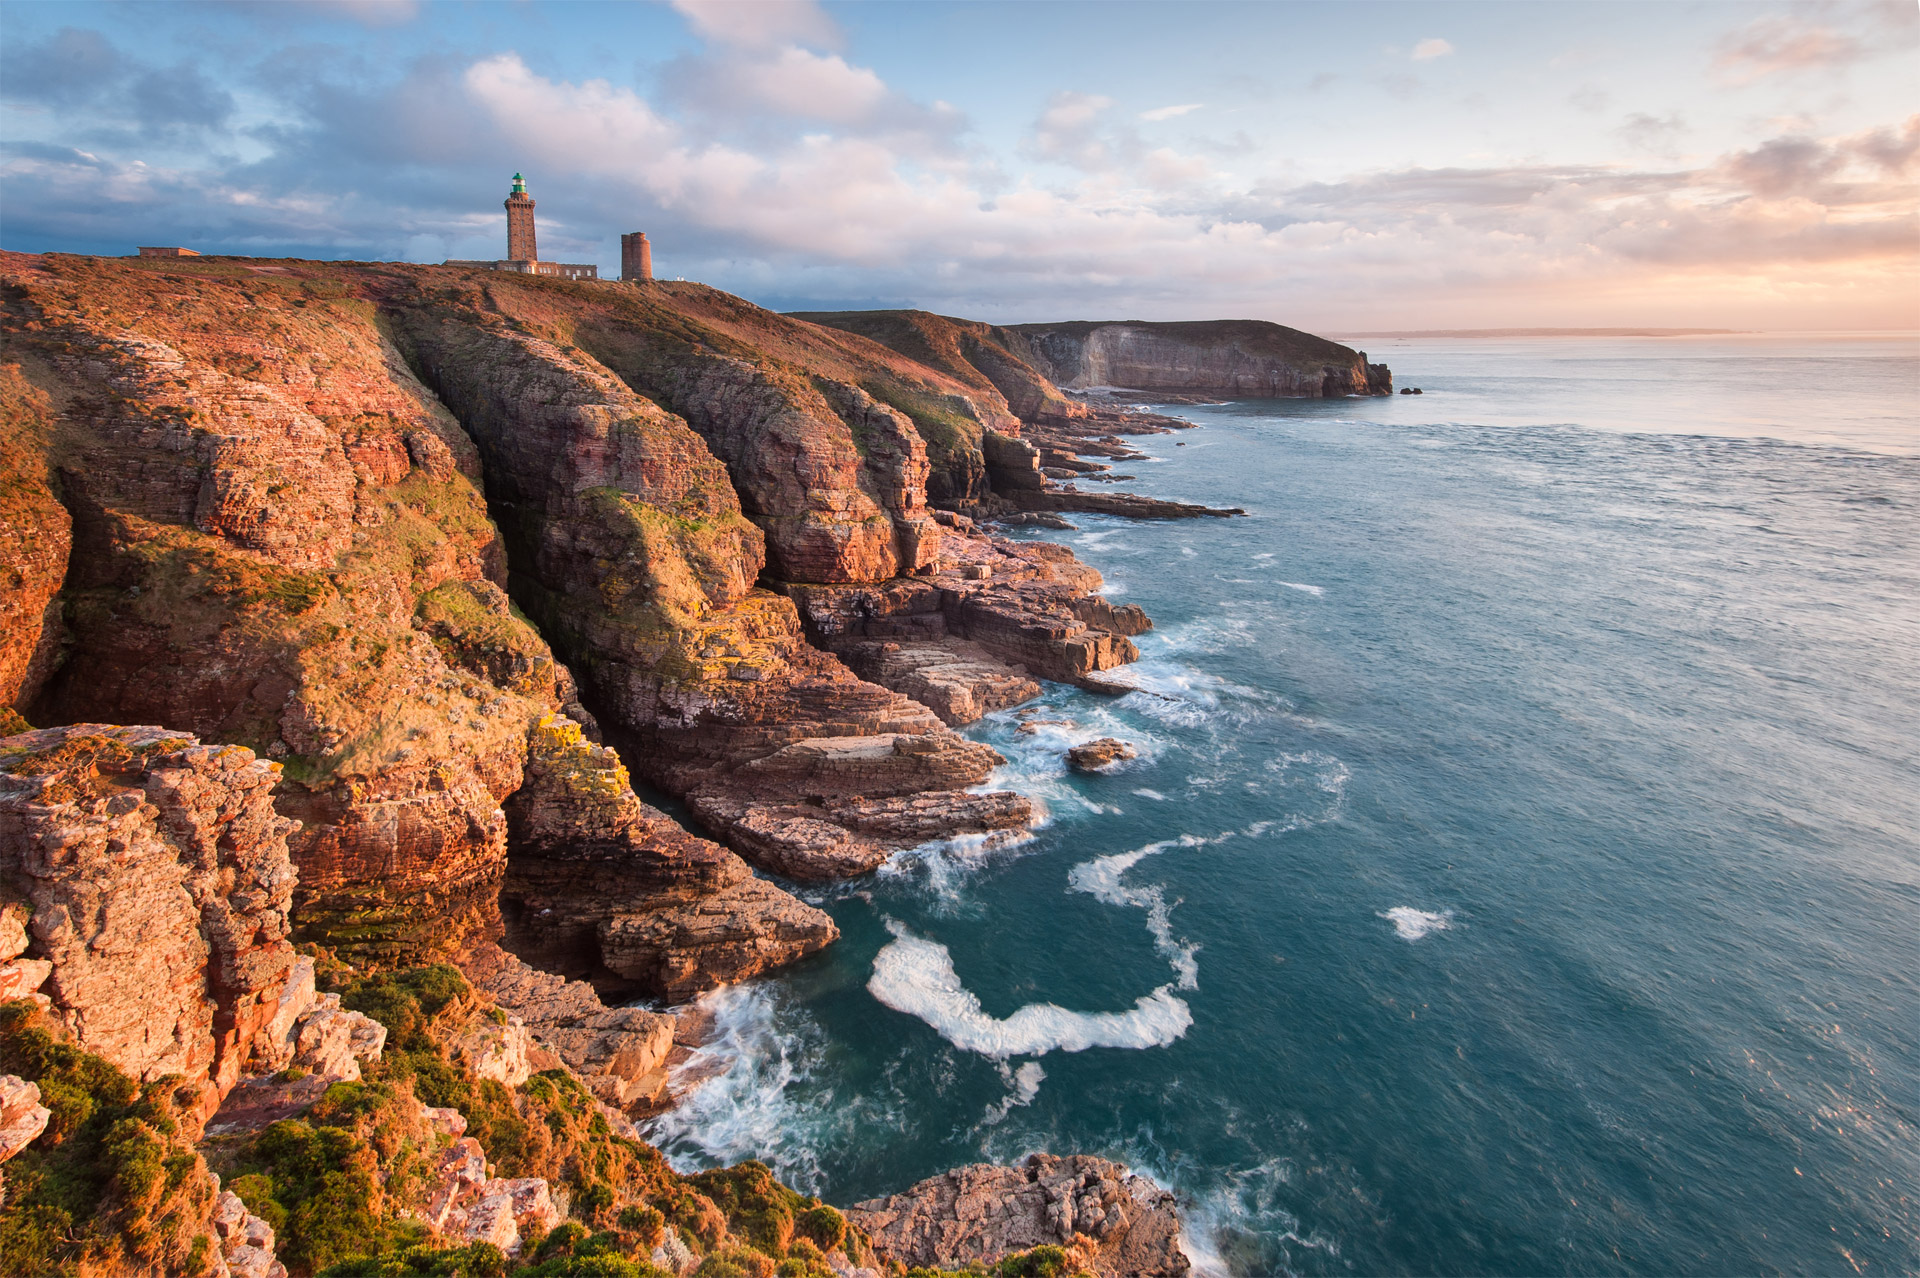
[505,172,537,263]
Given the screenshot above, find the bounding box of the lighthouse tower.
[444,173,599,280]
[505,173,537,264]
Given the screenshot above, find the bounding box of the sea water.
[643,333,1920,1276]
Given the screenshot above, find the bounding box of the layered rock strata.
[847,1153,1191,1278]
[387,281,1031,879]
[786,530,1152,705]
[500,714,837,998]
[0,725,382,1114]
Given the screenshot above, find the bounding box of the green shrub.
[995,1245,1073,1278]
[793,1204,844,1252]
[317,1240,508,1276]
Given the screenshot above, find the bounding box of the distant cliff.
[1010,319,1391,398]
[799,311,1391,401]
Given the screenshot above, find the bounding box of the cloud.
[1710,4,1918,84]
[1616,112,1687,155]
[668,0,840,51]
[0,27,234,137]
[1714,14,1862,82]
[1027,91,1121,169]
[2,18,1914,330]
[1567,82,1609,113]
[1140,103,1203,122]
[1411,38,1454,62]
[1852,114,1920,174]
[663,45,890,125]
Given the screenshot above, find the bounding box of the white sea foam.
[1251,552,1276,561]
[867,919,1193,1058]
[973,1060,1047,1131]
[1066,833,1232,989]
[1380,906,1454,940]
[1133,788,1168,800]
[1277,581,1325,597]
[877,829,1036,908]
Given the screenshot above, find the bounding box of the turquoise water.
[643,334,1920,1276]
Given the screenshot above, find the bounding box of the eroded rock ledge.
[847,1152,1191,1278]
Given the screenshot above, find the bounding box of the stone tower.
[505,173,537,263]
[621,232,653,281]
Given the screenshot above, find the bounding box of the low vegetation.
[0,1000,222,1278]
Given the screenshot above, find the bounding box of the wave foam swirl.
[867,919,1193,1058]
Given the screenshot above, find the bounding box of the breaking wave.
[640,983,841,1191]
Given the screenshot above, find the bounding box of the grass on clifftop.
[0,1000,223,1278]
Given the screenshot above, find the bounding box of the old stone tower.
[620,232,653,282]
[505,172,537,262]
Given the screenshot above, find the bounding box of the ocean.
[641,333,1920,1276]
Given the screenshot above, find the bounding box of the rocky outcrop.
[500,714,837,998]
[834,637,1041,727]
[0,725,382,1117]
[787,533,1151,700]
[388,281,1032,880]
[847,1153,1190,1278]
[1068,738,1137,772]
[1010,319,1391,398]
[212,1188,290,1278]
[466,945,681,1112]
[792,310,1253,519]
[0,1073,50,1161]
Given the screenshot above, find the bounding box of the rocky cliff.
[0,249,1188,959]
[803,309,1391,403]
[1011,319,1392,398]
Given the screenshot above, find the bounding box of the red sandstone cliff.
[0,253,835,989]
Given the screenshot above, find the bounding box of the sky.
[1,0,1915,330]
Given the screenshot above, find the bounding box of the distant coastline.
[1327,327,1747,338]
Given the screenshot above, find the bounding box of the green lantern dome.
[510,173,527,195]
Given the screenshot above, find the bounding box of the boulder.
[0,1074,50,1161]
[1068,739,1138,773]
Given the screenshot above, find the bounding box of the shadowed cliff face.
[0,365,67,725]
